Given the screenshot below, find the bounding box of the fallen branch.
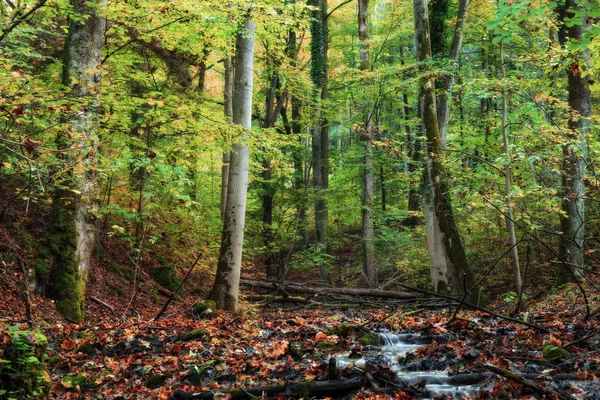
[89,295,118,317]
[240,279,422,300]
[168,377,363,400]
[481,363,573,400]
[154,250,203,321]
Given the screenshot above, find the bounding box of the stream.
[336,332,485,399]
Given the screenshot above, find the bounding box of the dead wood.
[89,295,118,317]
[482,363,574,400]
[240,279,422,300]
[168,377,364,400]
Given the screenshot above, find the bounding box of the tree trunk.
[209,20,255,311]
[220,55,233,221]
[436,0,470,147]
[499,41,522,309]
[413,0,475,301]
[309,0,330,284]
[556,0,590,283]
[358,0,377,288]
[48,0,106,323]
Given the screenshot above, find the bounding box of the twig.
[89,295,118,317]
[17,257,33,328]
[0,0,47,42]
[153,250,203,321]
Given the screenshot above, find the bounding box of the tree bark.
[413,0,475,301]
[499,41,522,309]
[358,0,377,288]
[556,0,590,283]
[309,0,330,284]
[220,55,234,221]
[436,0,470,147]
[209,20,255,311]
[48,0,106,323]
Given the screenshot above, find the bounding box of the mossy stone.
[62,373,95,391]
[182,328,210,341]
[327,323,361,337]
[150,266,181,293]
[288,344,304,360]
[316,341,336,350]
[192,300,216,319]
[542,345,571,359]
[357,334,381,346]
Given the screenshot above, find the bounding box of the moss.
[542,345,571,360]
[192,300,216,319]
[288,344,304,360]
[357,334,381,346]
[47,198,86,323]
[62,373,95,391]
[316,341,336,350]
[103,278,126,297]
[77,342,103,355]
[181,328,210,341]
[327,323,361,337]
[108,261,141,283]
[0,330,51,399]
[150,266,181,293]
[144,373,170,389]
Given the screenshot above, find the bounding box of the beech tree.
[46,0,107,323]
[358,0,377,289]
[209,19,256,311]
[413,0,475,301]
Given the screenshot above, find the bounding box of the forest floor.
[2,192,600,399]
[2,252,600,400]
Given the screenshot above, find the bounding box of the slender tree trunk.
[220,55,233,221]
[413,0,475,301]
[48,0,106,323]
[556,0,590,283]
[436,0,470,147]
[499,41,522,310]
[310,0,330,284]
[358,0,377,288]
[209,20,255,311]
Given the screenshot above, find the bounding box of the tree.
[358,0,377,288]
[209,19,256,311]
[422,0,470,294]
[413,0,475,301]
[556,0,591,283]
[46,0,107,323]
[309,0,330,284]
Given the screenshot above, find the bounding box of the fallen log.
[481,363,574,400]
[168,377,364,400]
[240,279,422,300]
[245,294,309,304]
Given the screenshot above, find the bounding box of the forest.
[0,0,599,398]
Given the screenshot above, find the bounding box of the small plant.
[0,327,51,399]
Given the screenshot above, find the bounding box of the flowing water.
[336,332,483,399]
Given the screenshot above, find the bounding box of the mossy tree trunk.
[413,0,475,301]
[48,0,106,323]
[209,20,255,311]
[556,0,590,284]
[309,0,330,284]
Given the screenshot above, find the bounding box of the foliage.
[0,328,50,399]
